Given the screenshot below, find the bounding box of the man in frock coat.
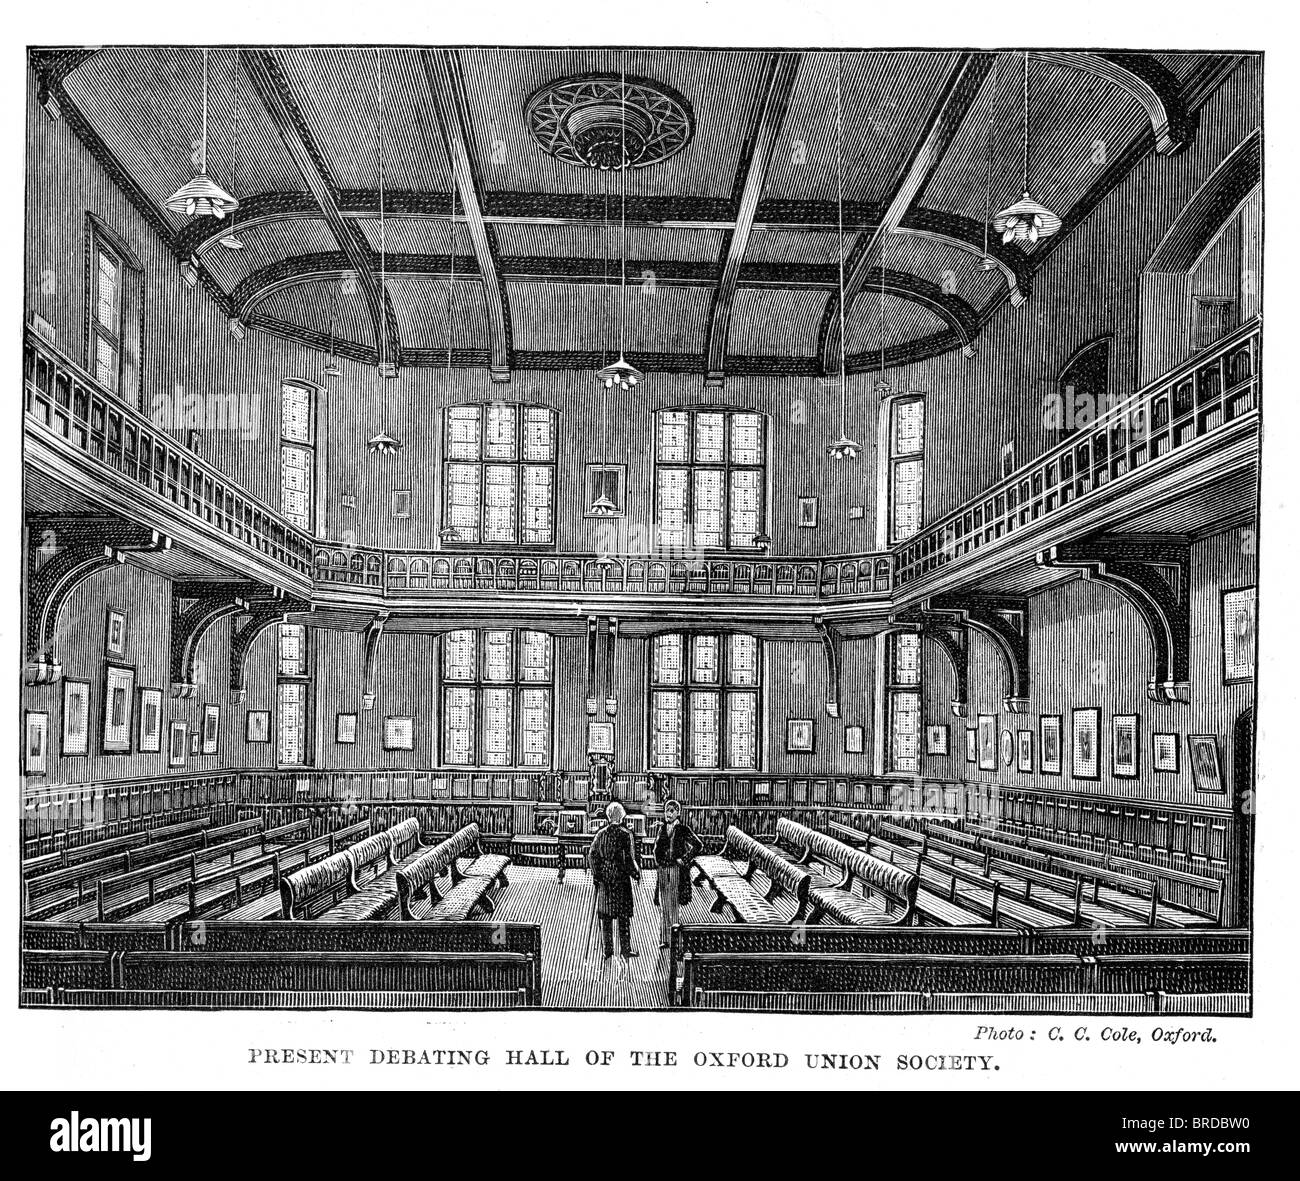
[587,800,641,961]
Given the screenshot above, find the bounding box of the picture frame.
[587,720,615,755]
[797,497,818,528]
[1222,586,1256,683]
[105,607,128,659]
[787,718,814,753]
[1072,707,1100,780]
[168,721,188,768]
[246,710,271,744]
[61,678,90,757]
[202,703,221,755]
[1017,730,1034,773]
[335,713,357,744]
[584,464,627,518]
[138,687,163,753]
[965,727,977,764]
[102,663,136,754]
[1000,728,1015,767]
[1188,734,1226,793]
[190,731,201,756]
[925,724,948,756]
[383,715,414,751]
[977,714,997,770]
[25,711,48,776]
[845,725,864,754]
[1153,732,1179,774]
[1040,715,1062,775]
[1112,714,1139,778]
[390,489,411,519]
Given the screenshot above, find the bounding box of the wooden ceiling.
[33,47,1240,383]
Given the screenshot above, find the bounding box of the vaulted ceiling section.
[34,47,1240,382]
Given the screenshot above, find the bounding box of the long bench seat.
[396,824,512,921]
[222,820,372,922]
[775,819,918,925]
[281,819,424,921]
[693,826,810,924]
[22,815,214,876]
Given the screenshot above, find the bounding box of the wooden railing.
[24,327,314,581]
[312,545,894,602]
[895,319,1261,587]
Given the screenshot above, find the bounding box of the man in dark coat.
[588,801,641,961]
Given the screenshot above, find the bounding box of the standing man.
[588,801,641,962]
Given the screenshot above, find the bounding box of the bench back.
[826,820,868,847]
[395,845,450,918]
[442,823,482,862]
[775,818,849,871]
[723,826,809,905]
[265,819,312,846]
[203,818,265,847]
[388,818,423,862]
[329,818,372,852]
[346,830,393,886]
[842,847,918,914]
[878,819,924,847]
[280,850,353,919]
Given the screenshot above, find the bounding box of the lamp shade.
[166,173,239,220]
[366,430,402,455]
[826,433,862,461]
[596,355,644,391]
[993,192,1061,246]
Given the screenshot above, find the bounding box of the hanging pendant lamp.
[994,53,1060,248]
[168,49,239,220]
[366,49,402,455]
[826,52,861,461]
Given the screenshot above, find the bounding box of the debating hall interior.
[20,46,1259,1013]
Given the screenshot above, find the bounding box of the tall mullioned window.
[888,396,925,544]
[276,622,311,767]
[443,404,557,545]
[649,632,761,770]
[886,631,921,774]
[440,628,553,768]
[280,381,315,532]
[654,409,766,550]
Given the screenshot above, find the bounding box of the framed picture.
[25,711,48,776]
[335,713,357,744]
[138,687,163,753]
[190,731,201,756]
[102,663,136,754]
[845,725,864,754]
[390,489,411,519]
[1000,729,1015,767]
[168,721,188,768]
[1017,730,1034,773]
[1112,714,1139,778]
[587,720,615,755]
[1188,734,1225,793]
[1040,715,1062,775]
[965,727,977,764]
[1153,732,1179,774]
[1222,587,1256,683]
[61,678,90,757]
[977,714,997,770]
[105,608,128,659]
[584,464,627,517]
[384,715,414,751]
[246,710,271,744]
[1072,708,1100,780]
[202,703,221,755]
[787,718,814,753]
[925,725,948,756]
[797,497,818,528]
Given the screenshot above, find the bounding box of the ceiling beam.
[818,51,996,375]
[239,49,401,374]
[1035,51,1191,156]
[422,49,512,382]
[704,51,802,386]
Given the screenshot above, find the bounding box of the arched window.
[649,632,760,770]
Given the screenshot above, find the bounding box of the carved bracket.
[815,618,842,717]
[26,518,171,684]
[891,608,969,717]
[229,591,312,703]
[929,595,1031,713]
[1037,534,1191,703]
[361,612,391,709]
[171,581,260,697]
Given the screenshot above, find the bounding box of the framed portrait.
[190,731,201,756]
[1040,715,1062,775]
[977,714,997,771]
[105,607,128,659]
[797,497,818,528]
[390,489,412,519]
[138,687,163,753]
[845,725,864,754]
[246,710,271,744]
[965,727,977,764]
[787,718,814,753]
[1017,730,1034,773]
[102,663,136,754]
[1000,729,1015,767]
[168,721,188,768]
[1222,587,1256,683]
[1153,732,1179,774]
[1112,714,1139,778]
[584,464,627,518]
[61,678,90,757]
[1072,708,1100,780]
[202,703,221,755]
[335,713,357,744]
[587,720,615,755]
[25,711,48,776]
[925,724,948,756]
[1188,734,1225,793]
[384,716,415,751]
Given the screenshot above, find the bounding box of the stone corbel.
[930,595,1031,713]
[361,612,390,710]
[1037,534,1191,703]
[890,608,970,718]
[25,519,171,684]
[171,581,257,697]
[815,618,842,718]
[228,590,312,703]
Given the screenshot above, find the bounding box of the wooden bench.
[282,819,427,922]
[693,826,810,924]
[773,820,917,925]
[396,825,511,921]
[21,949,116,992]
[221,821,371,922]
[279,851,355,920]
[1050,856,1162,925]
[826,820,870,849]
[22,815,213,876]
[1105,855,1224,925]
